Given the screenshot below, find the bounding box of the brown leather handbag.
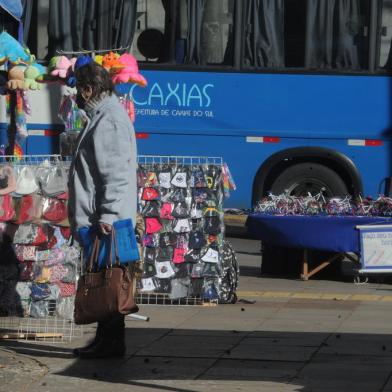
[74,232,139,325]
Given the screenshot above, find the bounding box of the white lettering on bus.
[131,82,214,108]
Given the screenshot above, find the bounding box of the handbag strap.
[87,237,100,272]
[110,229,121,267]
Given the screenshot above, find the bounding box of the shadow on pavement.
[1,339,74,358]
[3,327,392,391]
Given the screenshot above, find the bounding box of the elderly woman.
[68,58,137,359]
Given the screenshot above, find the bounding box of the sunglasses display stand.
[136,155,239,306]
[0,154,83,342]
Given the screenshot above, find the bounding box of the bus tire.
[269,162,348,197]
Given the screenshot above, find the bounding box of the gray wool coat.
[68,94,137,233]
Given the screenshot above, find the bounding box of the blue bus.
[6,0,392,210]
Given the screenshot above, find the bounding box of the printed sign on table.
[358,225,392,273]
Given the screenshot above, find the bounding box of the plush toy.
[48,56,59,71]
[50,56,76,79]
[102,52,123,70]
[0,32,33,65]
[7,66,26,90]
[40,57,61,84]
[94,55,104,66]
[111,53,147,86]
[74,55,92,70]
[24,63,45,90]
[65,55,93,87]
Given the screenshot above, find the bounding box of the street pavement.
[2,234,392,391]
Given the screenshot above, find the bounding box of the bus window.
[243,0,369,71]
[379,0,392,69]
[184,0,235,66]
[133,0,169,63]
[27,0,49,61]
[46,0,137,58]
[243,0,285,68]
[134,0,235,66]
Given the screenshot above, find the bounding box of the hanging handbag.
[74,232,139,325]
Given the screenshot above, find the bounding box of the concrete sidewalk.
[3,292,392,391]
[2,237,392,391]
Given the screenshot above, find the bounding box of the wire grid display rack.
[0,154,63,165]
[138,155,223,166]
[0,154,81,342]
[137,155,224,306]
[0,304,83,342]
[136,293,218,306]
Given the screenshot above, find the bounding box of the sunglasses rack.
[136,155,238,306]
[0,154,82,343]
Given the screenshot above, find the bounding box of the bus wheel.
[269,163,348,197]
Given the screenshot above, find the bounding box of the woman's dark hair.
[74,62,115,98]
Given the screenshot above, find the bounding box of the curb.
[0,348,47,391]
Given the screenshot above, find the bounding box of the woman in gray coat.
[69,59,138,359]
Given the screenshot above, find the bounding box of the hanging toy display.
[45,52,147,128]
[6,90,29,140]
[6,66,26,90]
[0,36,147,156]
[24,63,45,90]
[0,31,34,65]
[58,94,85,132]
[119,93,135,123]
[111,53,147,86]
[58,94,86,157]
[222,163,236,198]
[101,51,124,70]
[13,141,24,160]
[50,56,77,84]
[15,90,29,139]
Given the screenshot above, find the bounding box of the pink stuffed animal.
[51,56,77,79]
[111,53,147,86]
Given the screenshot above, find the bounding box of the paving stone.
[201,358,302,381]
[321,333,392,356]
[246,332,328,346]
[107,356,216,381]
[294,353,391,391]
[223,337,317,361]
[137,334,243,358]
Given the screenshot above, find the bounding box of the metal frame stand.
[300,250,360,281]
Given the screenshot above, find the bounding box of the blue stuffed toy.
[0,31,33,65]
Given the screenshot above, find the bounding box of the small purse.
[74,232,139,325]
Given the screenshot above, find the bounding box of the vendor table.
[246,214,392,280]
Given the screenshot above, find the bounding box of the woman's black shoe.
[78,338,126,359]
[73,337,101,357]
[73,324,104,357]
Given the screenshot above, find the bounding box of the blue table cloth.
[246,214,392,253]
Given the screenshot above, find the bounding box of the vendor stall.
[247,214,392,280]
[249,192,392,280]
[0,43,240,343]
